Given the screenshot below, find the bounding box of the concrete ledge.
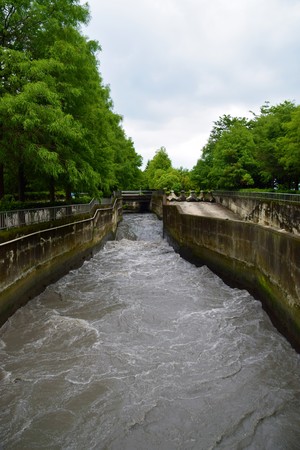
[0,199,122,325]
[163,204,300,351]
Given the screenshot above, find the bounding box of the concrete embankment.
[0,199,122,326]
[214,192,300,235]
[163,202,300,351]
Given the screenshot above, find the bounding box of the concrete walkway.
[174,202,242,220]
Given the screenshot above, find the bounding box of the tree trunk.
[49,177,55,203]
[0,163,4,199]
[65,186,72,202]
[18,164,26,202]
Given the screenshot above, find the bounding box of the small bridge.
[121,190,156,212]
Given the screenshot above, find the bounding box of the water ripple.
[1,214,300,449]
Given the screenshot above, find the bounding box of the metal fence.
[0,198,102,231]
[213,190,300,204]
[121,190,155,196]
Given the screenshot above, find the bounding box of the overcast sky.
[81,0,300,169]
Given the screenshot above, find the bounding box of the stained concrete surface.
[175,202,242,220]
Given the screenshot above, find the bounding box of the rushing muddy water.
[0,214,300,449]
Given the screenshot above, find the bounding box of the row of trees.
[0,0,142,202]
[142,101,300,193]
[1,2,298,203]
[143,101,300,192]
[192,101,300,191]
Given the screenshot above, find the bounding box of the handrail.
[0,196,122,246]
[121,190,155,195]
[0,198,103,231]
[213,190,300,204]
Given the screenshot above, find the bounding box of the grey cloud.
[83,0,300,169]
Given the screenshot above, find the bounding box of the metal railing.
[213,191,300,204]
[0,198,102,231]
[121,190,155,196]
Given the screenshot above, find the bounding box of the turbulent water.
[1,214,300,450]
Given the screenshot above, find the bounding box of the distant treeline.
[142,100,300,194]
[0,1,143,203]
[191,101,300,191]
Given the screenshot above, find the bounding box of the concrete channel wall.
[150,191,165,219]
[0,199,122,326]
[214,193,300,235]
[163,203,300,351]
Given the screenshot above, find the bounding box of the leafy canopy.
[191,101,300,191]
[0,1,143,201]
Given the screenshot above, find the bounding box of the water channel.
[1,213,300,449]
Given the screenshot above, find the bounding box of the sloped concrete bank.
[163,204,300,351]
[0,199,122,326]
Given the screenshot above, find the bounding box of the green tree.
[0,43,101,201]
[192,115,254,190]
[152,168,181,191]
[142,148,193,191]
[176,167,193,191]
[210,122,257,189]
[114,139,143,190]
[192,101,300,191]
[191,158,211,190]
[144,147,172,188]
[0,53,68,200]
[251,100,297,188]
[0,1,89,199]
[0,1,143,200]
[0,1,89,52]
[277,105,300,189]
[47,28,113,198]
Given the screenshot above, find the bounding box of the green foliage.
[143,147,193,191]
[144,147,172,188]
[251,101,297,188]
[210,122,256,189]
[191,101,300,191]
[0,1,142,200]
[276,105,300,189]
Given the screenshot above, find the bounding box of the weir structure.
[121,190,155,213]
